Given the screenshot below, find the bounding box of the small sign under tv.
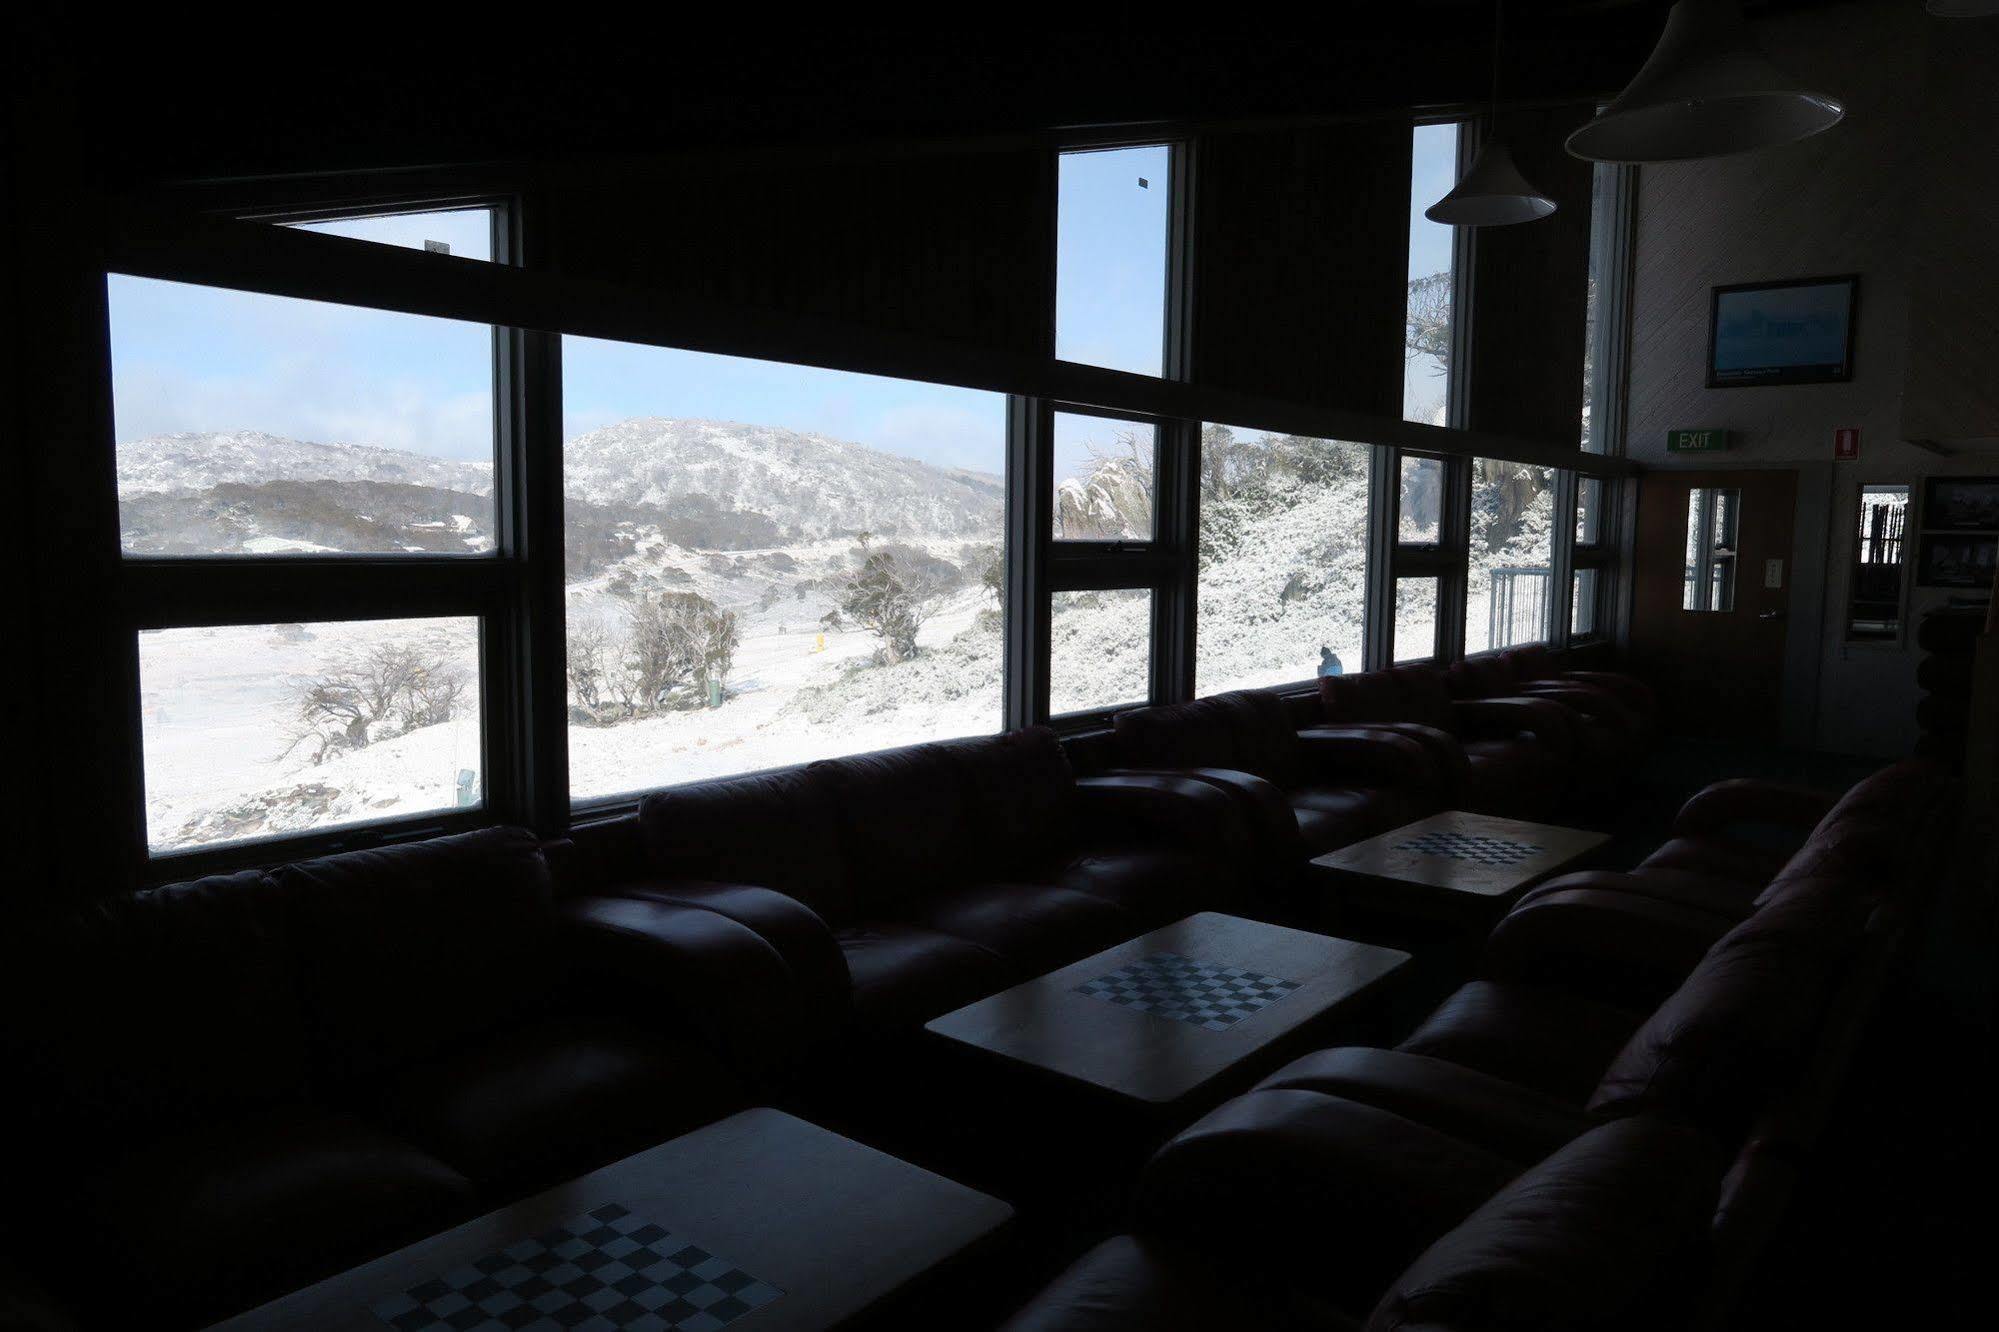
[1707,275,1858,389]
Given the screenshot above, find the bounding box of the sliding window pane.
[1057,145,1171,377]
[1581,164,1616,452]
[1050,589,1153,715]
[562,338,1006,801]
[1573,568,1600,638]
[1399,454,1443,543]
[140,616,482,853]
[1577,476,1604,545]
[290,207,495,262]
[1404,122,1460,426]
[1053,411,1156,541]
[1196,426,1370,692]
[109,276,495,556]
[1395,577,1440,663]
[1465,459,1555,655]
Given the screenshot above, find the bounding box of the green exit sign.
[1667,429,1731,454]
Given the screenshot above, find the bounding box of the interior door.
[1631,469,1797,741]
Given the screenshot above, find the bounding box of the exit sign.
[1667,429,1731,454]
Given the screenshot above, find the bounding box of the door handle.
[1758,610,1786,620]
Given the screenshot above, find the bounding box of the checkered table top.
[369,1203,781,1332]
[1392,830,1546,867]
[1074,951,1301,1032]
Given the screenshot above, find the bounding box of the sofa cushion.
[1320,669,1407,725]
[812,745,969,917]
[936,726,1078,874]
[268,826,559,1088]
[54,1109,474,1329]
[1389,665,1455,729]
[1000,1235,1325,1332]
[911,882,1134,977]
[1365,1117,1721,1332]
[1113,699,1246,773]
[1400,981,1646,1104]
[1048,847,1210,926]
[836,922,1013,1032]
[365,1016,742,1202]
[1588,888,1864,1131]
[1640,835,1786,888]
[638,766,850,921]
[1,870,307,1150]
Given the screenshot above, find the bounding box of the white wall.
[1624,0,1999,757]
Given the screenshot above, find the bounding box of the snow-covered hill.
[119,431,494,497]
[562,418,1002,541]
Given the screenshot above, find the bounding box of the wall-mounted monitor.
[1707,275,1858,388]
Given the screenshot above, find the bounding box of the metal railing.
[1488,566,1550,650]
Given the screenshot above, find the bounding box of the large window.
[109,276,497,556]
[1196,426,1370,693]
[562,338,1007,801]
[1404,123,1460,426]
[1056,145,1173,377]
[139,617,483,853]
[1465,459,1555,655]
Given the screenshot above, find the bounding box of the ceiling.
[23,1,1854,188]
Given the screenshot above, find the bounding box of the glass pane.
[561,338,1006,801]
[1196,426,1370,693]
[1404,122,1460,425]
[1395,577,1440,663]
[1057,145,1170,377]
[290,207,495,262]
[1050,588,1153,715]
[1847,484,1908,641]
[1581,163,1615,452]
[1682,487,1741,612]
[1577,476,1604,545]
[1399,454,1443,543]
[1465,459,1555,654]
[110,276,495,556]
[1573,568,1600,638]
[140,616,482,853]
[1053,411,1156,541]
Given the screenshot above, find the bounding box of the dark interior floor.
[1568,739,1993,1329]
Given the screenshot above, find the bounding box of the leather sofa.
[1001,1113,1721,1331]
[566,724,1249,1037]
[1104,689,1443,886]
[1317,664,1572,819]
[999,760,1942,1329]
[1445,650,1644,796]
[0,828,764,1331]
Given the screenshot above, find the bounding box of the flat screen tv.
[1707,275,1858,388]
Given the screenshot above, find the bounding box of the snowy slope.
[119,431,494,497]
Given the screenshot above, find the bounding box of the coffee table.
[1311,810,1611,930]
[208,1108,1011,1331]
[924,912,1408,1113]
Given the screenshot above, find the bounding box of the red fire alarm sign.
[1834,427,1861,460]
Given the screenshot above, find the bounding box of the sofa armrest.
[559,888,846,1075]
[1075,772,1253,861]
[1296,726,1444,804]
[606,878,849,1016]
[1161,766,1304,860]
[1557,669,1656,716]
[1673,779,1839,840]
[1509,681,1640,731]
[1482,879,1734,1008]
[1450,696,1576,754]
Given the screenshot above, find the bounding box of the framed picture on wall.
[1920,476,1999,533]
[1706,275,1859,388]
[1916,534,1997,590]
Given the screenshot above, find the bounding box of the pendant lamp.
[1567,0,1844,163]
[1426,0,1556,227]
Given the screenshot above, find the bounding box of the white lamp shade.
[1425,139,1558,227]
[1567,0,1844,163]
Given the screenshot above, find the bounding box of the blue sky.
[1056,145,1170,376]
[1404,122,1460,424]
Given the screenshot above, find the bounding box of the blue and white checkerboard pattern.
[1394,831,1545,867]
[369,1203,781,1332]
[1074,951,1302,1031]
